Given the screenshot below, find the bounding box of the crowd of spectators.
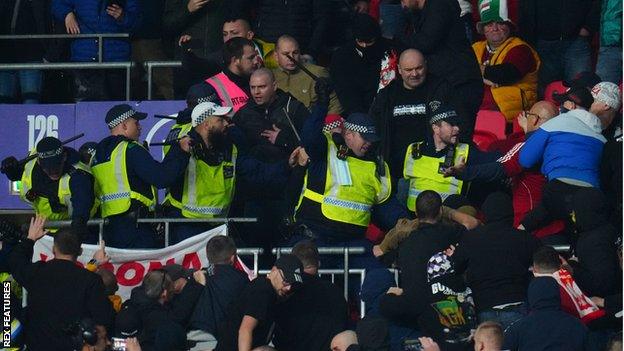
[0,0,623,350]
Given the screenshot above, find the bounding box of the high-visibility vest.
[20,155,98,221]
[163,123,191,157]
[205,72,249,116]
[165,144,237,218]
[403,142,470,211]
[472,37,541,121]
[297,134,391,227]
[91,141,156,217]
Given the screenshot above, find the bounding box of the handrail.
[144,61,182,99]
[42,217,257,247]
[0,33,130,63]
[0,62,133,100]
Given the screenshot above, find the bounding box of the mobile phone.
[402,339,423,351]
[112,337,127,351]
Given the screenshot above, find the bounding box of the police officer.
[1,137,96,237]
[403,103,499,211]
[164,102,302,244]
[294,81,407,269]
[163,81,215,157]
[91,104,191,248]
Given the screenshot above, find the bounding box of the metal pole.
[0,33,129,39]
[98,34,103,63]
[164,221,170,248]
[360,269,366,318]
[253,252,258,276]
[343,247,349,300]
[98,221,104,243]
[147,63,153,100]
[126,65,131,101]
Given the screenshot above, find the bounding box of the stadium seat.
[544,80,567,105]
[473,110,507,152]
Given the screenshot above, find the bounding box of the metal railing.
[44,217,257,247]
[0,33,133,100]
[144,61,182,100]
[236,248,264,276]
[273,246,366,300]
[0,33,129,63]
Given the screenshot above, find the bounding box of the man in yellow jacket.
[472,0,540,122]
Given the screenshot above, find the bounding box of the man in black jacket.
[398,0,483,141]
[233,67,309,251]
[124,267,204,351]
[330,13,397,115]
[273,240,348,351]
[370,48,452,180]
[453,192,541,331]
[519,0,601,91]
[7,217,114,351]
[503,277,589,350]
[188,235,249,349]
[566,188,621,299]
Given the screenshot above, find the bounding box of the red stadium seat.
[473,110,506,152]
[544,80,567,105]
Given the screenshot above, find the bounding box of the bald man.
[370,48,453,181]
[473,322,504,351]
[446,100,566,240]
[330,330,358,351]
[272,35,343,114]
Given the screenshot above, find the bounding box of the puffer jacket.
[600,0,623,46]
[254,0,331,57]
[51,0,140,62]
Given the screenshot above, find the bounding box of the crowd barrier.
[43,217,257,247]
[144,61,182,99]
[0,34,134,99]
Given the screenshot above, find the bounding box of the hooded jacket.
[519,109,606,187]
[453,192,541,311]
[503,277,588,351]
[568,188,621,298]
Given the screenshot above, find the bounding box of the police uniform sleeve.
[68,170,95,223]
[301,104,329,162]
[371,196,410,231]
[126,142,190,189]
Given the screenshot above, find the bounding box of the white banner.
[32,225,250,301]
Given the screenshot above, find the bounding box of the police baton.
[149,138,182,147]
[285,54,319,81]
[18,133,85,166]
[154,114,177,120]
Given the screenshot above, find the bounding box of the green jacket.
[601,0,623,46]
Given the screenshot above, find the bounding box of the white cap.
[591,82,622,111]
[191,102,232,127]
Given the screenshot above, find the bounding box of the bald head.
[250,68,277,105]
[473,321,503,351]
[331,330,357,351]
[398,49,427,89]
[275,35,301,71]
[521,100,558,133]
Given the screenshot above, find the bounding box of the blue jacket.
[52,0,140,62]
[503,277,588,351]
[519,109,606,187]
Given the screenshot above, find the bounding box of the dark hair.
[143,270,173,299]
[223,37,254,66]
[292,240,319,269]
[223,16,251,28]
[532,246,561,272]
[206,235,237,264]
[97,269,118,296]
[53,229,82,257]
[416,190,442,220]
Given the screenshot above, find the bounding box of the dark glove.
[314,77,332,108]
[1,156,22,181]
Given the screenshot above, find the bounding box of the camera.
[402,339,423,351]
[65,318,97,351]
